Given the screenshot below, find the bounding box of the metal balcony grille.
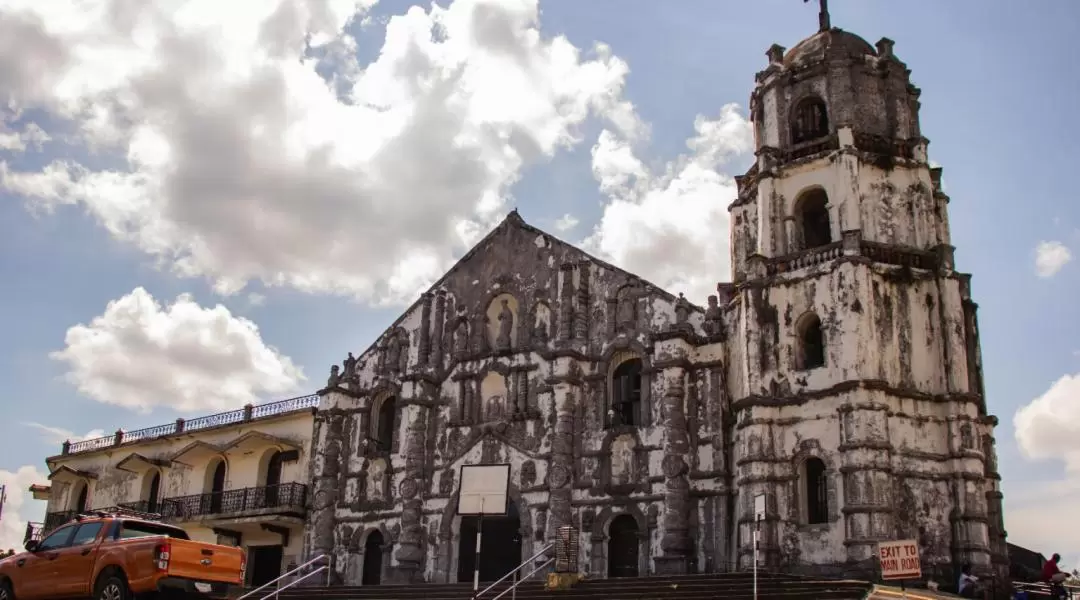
[159,483,307,520]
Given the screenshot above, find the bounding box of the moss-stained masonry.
[304,23,1007,589]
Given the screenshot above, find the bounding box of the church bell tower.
[726,2,1008,582]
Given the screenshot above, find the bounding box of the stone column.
[557,263,575,343]
[432,290,446,368]
[393,382,429,582]
[418,293,432,368]
[574,264,589,342]
[839,405,894,564]
[655,366,692,575]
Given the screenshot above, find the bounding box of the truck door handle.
[16,559,24,567]
[81,549,92,556]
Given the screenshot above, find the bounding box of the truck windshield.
[117,521,191,540]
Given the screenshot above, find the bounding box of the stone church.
[303,9,1009,588]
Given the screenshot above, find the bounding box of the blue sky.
[1,0,1078,565]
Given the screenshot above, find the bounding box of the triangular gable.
[170,440,223,466]
[439,425,542,469]
[47,465,97,481]
[115,452,171,473]
[220,431,300,454]
[355,210,685,359]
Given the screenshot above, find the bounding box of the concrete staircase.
[268,571,875,600]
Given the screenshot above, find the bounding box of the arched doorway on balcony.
[205,459,227,514]
[264,450,284,507]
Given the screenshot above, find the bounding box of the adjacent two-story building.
[26,394,318,587]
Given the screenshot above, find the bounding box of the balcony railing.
[160,483,307,521]
[63,394,319,455]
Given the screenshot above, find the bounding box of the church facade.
[303,14,1009,588]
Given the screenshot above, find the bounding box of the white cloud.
[23,423,106,446]
[1015,373,1080,474]
[0,466,48,553]
[0,122,51,153]
[247,292,267,307]
[50,287,305,414]
[1012,373,1080,567]
[583,103,754,302]
[0,0,639,306]
[554,213,579,232]
[1034,240,1072,278]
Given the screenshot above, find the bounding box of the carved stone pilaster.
[548,383,577,541]
[574,264,589,341]
[310,411,344,581]
[418,293,432,368]
[605,298,617,338]
[394,385,429,582]
[432,290,446,368]
[656,367,691,575]
[514,371,528,417]
[557,263,575,342]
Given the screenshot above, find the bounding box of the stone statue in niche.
[610,434,636,486]
[704,295,722,336]
[385,332,403,374]
[454,319,469,355]
[439,469,455,495]
[484,395,506,422]
[343,352,357,378]
[960,422,973,451]
[496,299,514,350]
[581,509,595,535]
[532,302,551,344]
[616,286,636,329]
[327,364,341,388]
[367,458,387,502]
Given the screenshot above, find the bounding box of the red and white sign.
[877,539,922,581]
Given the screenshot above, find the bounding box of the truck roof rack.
[76,506,164,522]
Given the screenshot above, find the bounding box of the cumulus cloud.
[0,466,48,553]
[0,0,639,306]
[0,122,51,153]
[583,104,754,302]
[23,423,107,446]
[1015,373,1080,474]
[1034,240,1072,278]
[1012,373,1080,567]
[50,287,304,414]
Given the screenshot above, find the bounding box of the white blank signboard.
[458,464,510,516]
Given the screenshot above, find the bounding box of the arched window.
[804,458,829,524]
[375,396,396,452]
[610,359,643,427]
[145,472,161,513]
[796,312,826,370]
[791,96,829,144]
[795,189,831,250]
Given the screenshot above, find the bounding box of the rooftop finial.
[804,0,831,32]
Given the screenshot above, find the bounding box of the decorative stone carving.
[367,458,387,502]
[343,352,357,378]
[960,422,973,451]
[658,369,691,573]
[535,510,547,543]
[521,460,537,487]
[399,478,419,500]
[575,264,590,341]
[647,504,659,529]
[615,285,637,330]
[432,290,446,367]
[610,434,637,486]
[439,469,455,495]
[548,464,570,488]
[533,302,551,345]
[581,509,596,536]
[675,292,690,327]
[558,263,575,342]
[704,295,722,336]
[419,293,432,367]
[454,318,469,356]
[386,330,405,374]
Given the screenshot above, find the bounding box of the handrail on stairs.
[473,543,553,600]
[237,554,331,600]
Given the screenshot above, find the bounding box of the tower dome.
[783,28,876,67]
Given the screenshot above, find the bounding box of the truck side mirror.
[23,540,38,553]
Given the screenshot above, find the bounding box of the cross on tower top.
[804,0,831,32]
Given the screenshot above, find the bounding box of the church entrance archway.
[456,501,522,583]
[607,515,639,578]
[362,530,384,585]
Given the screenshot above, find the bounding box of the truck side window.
[71,523,104,546]
[37,525,76,551]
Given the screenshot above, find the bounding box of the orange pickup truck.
[0,513,246,600]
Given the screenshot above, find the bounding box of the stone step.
[263,573,873,600]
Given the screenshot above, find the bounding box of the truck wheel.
[94,575,130,600]
[0,580,14,600]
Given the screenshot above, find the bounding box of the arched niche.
[790,95,829,144]
[792,188,832,251]
[794,311,826,370]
